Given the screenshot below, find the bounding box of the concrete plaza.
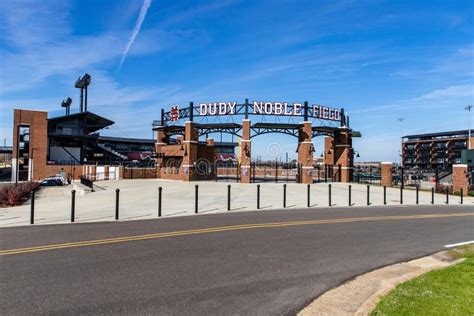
[0,180,472,227]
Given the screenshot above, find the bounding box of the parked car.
[40,178,64,186]
[49,175,69,185]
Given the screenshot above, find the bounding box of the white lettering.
[253,101,263,114]
[329,109,334,120]
[218,102,227,115]
[209,102,217,115]
[199,103,208,115]
[293,103,302,115]
[274,102,283,115]
[228,101,236,114]
[312,105,319,118]
[264,102,273,114]
[283,102,292,115]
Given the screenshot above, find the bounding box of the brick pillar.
[333,130,352,182]
[104,165,110,180]
[155,130,167,179]
[91,165,97,181]
[297,122,314,184]
[12,109,48,181]
[240,119,252,183]
[380,162,393,187]
[182,122,198,181]
[452,164,469,196]
[206,138,216,180]
[118,166,124,179]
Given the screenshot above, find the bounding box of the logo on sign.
[170,105,179,121]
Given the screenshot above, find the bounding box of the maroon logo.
[170,105,179,121]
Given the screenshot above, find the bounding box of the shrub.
[0,182,40,207]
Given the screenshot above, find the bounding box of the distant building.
[402,130,474,170]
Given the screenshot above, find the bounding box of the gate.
[250,162,298,183]
[216,161,240,182]
[353,165,381,185]
[123,167,157,179]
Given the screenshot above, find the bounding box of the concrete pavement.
[1,205,473,315]
[0,179,472,227]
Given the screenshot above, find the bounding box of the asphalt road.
[1,205,473,315]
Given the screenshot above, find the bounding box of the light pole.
[466,105,472,150]
[397,118,405,165]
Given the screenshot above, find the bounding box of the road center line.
[1,212,473,256]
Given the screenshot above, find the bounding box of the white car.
[43,175,69,186]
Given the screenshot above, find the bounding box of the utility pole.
[397,117,405,165]
[466,105,472,150]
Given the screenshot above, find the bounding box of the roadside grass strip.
[371,245,474,316]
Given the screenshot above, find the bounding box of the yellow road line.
[1,212,473,256]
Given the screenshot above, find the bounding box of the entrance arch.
[153,100,360,183]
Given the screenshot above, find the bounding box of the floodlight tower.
[61,97,72,115]
[466,105,472,150]
[74,73,92,112]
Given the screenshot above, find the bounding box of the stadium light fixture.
[74,73,92,112]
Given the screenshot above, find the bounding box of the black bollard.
[349,185,352,206]
[328,184,332,207]
[195,185,199,214]
[115,188,120,220]
[307,184,310,207]
[71,190,76,222]
[431,187,435,204]
[446,187,449,204]
[158,187,162,217]
[367,185,370,206]
[383,186,387,205]
[400,186,403,205]
[416,185,419,205]
[257,184,260,209]
[227,184,231,211]
[460,189,464,205]
[283,184,287,208]
[30,190,35,225]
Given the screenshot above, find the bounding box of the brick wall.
[12,109,48,181]
[452,164,468,196]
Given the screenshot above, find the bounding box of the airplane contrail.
[119,0,152,68]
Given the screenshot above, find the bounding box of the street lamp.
[397,117,405,165]
[466,105,472,150]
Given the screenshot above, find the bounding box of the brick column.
[240,119,252,183]
[452,164,468,196]
[333,130,352,182]
[155,129,167,179]
[297,122,314,184]
[104,165,110,180]
[380,162,393,187]
[118,166,124,179]
[182,122,198,181]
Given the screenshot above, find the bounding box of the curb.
[298,250,463,316]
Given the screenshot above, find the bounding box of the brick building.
[402,130,474,170]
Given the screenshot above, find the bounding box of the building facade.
[402,130,474,170]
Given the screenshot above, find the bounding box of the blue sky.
[0,0,473,162]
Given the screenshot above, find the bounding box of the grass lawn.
[371,245,474,316]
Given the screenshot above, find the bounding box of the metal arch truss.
[250,126,299,138]
[312,130,335,138]
[198,126,242,138]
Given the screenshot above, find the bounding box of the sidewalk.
[0,180,472,227]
